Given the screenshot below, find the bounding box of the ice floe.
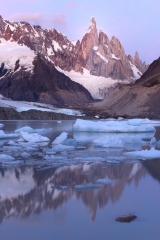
[15,126,34,133]
[124,148,160,160]
[73,119,156,133]
[52,144,74,152]
[20,131,50,143]
[94,137,124,148]
[0,130,19,139]
[52,132,68,145]
[0,154,15,161]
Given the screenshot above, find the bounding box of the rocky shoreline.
[0,105,159,120]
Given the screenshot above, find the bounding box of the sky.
[1,0,160,64]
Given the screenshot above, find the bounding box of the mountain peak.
[90,16,96,26]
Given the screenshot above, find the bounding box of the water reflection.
[0,161,148,223]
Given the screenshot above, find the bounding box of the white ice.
[0,154,15,161]
[20,131,50,143]
[56,67,129,99]
[52,144,74,152]
[0,130,19,139]
[73,119,156,133]
[124,148,160,160]
[15,126,34,133]
[94,137,124,148]
[52,132,68,145]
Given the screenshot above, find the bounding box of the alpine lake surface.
[0,120,160,240]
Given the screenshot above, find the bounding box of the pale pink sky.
[1,0,160,64]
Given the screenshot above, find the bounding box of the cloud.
[50,13,67,30]
[10,12,43,24]
[9,12,67,30]
[66,2,74,8]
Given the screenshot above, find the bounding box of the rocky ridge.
[0,15,148,82]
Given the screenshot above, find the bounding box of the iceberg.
[0,154,15,162]
[124,148,160,160]
[93,137,124,148]
[20,131,50,143]
[15,126,34,133]
[73,119,156,133]
[52,132,68,145]
[0,130,19,139]
[52,144,74,152]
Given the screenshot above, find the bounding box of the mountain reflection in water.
[0,160,150,222]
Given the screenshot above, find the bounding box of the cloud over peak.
[9,12,67,30]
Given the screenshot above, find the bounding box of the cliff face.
[0,15,148,81]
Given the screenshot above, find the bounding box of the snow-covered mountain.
[0,15,148,100]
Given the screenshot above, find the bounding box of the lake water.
[0,120,160,240]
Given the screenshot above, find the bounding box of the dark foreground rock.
[0,107,95,120]
[115,214,137,223]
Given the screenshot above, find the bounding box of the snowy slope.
[0,39,36,72]
[129,61,142,80]
[56,67,130,99]
[0,95,84,116]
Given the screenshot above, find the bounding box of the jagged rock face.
[77,17,148,80]
[0,53,93,105]
[0,15,149,82]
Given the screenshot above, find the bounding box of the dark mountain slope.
[0,54,93,106]
[92,57,160,119]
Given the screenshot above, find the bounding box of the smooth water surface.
[0,120,160,240]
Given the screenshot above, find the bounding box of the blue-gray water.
[0,120,160,240]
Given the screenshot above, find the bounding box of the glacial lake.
[0,120,160,240]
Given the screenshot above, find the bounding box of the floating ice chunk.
[21,152,31,158]
[57,121,62,123]
[52,144,74,152]
[51,185,68,190]
[3,146,22,151]
[0,123,4,128]
[52,132,68,145]
[150,137,157,148]
[15,126,34,133]
[73,183,101,190]
[62,138,83,148]
[94,137,124,148]
[0,154,15,161]
[17,137,25,142]
[7,141,19,145]
[20,131,50,143]
[43,149,56,155]
[18,142,39,148]
[127,119,142,126]
[0,130,19,139]
[73,119,155,133]
[44,155,67,161]
[34,128,49,134]
[124,148,160,160]
[80,157,105,162]
[96,178,116,184]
